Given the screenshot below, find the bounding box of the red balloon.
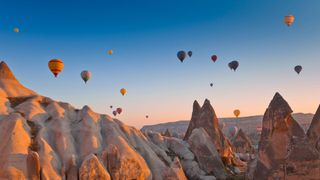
[116,108,122,114]
[211,55,218,62]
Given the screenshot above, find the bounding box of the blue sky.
[1,0,320,128]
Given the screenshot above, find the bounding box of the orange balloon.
[48,59,64,77]
[120,88,127,96]
[284,15,295,27]
[233,109,240,118]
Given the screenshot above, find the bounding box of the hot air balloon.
[229,126,238,137]
[107,50,113,55]
[233,109,240,118]
[228,61,239,71]
[284,15,295,27]
[110,106,113,109]
[211,55,218,62]
[116,108,122,114]
[48,59,64,77]
[188,51,192,57]
[120,88,127,96]
[112,111,117,116]
[210,83,213,87]
[13,27,20,33]
[146,115,149,119]
[177,51,187,62]
[294,65,302,74]
[81,70,91,83]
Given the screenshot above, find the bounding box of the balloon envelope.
[228,61,239,71]
[284,15,295,27]
[211,55,218,62]
[210,83,213,87]
[110,106,113,109]
[13,27,20,33]
[81,70,91,83]
[120,88,127,96]
[177,51,187,62]
[233,109,240,118]
[146,115,149,118]
[188,51,192,57]
[116,108,122,114]
[48,59,64,77]
[108,50,113,55]
[112,111,117,116]
[294,65,302,74]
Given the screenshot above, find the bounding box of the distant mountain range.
[141,113,314,137]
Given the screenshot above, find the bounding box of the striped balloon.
[48,59,64,77]
[81,70,91,83]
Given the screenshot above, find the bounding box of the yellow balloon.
[120,88,127,96]
[48,59,64,77]
[284,15,295,27]
[233,109,240,118]
[108,50,113,55]
[13,27,20,33]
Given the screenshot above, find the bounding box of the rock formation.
[26,150,41,180]
[0,61,196,180]
[252,92,320,180]
[183,100,240,167]
[188,128,227,179]
[79,154,110,180]
[231,129,255,154]
[307,105,320,151]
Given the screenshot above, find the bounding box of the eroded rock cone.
[164,129,172,137]
[0,61,18,80]
[253,92,320,180]
[307,105,320,151]
[232,129,255,154]
[0,61,35,97]
[79,154,111,180]
[184,99,234,158]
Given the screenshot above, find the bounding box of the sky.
[1,0,320,128]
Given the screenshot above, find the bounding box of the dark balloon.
[110,106,113,109]
[177,51,187,62]
[188,51,192,57]
[210,83,213,87]
[294,65,302,74]
[211,55,218,62]
[228,61,239,71]
[112,111,117,116]
[146,115,149,118]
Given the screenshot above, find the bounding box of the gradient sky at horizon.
[1,0,320,128]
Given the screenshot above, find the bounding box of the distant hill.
[141,113,314,138]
